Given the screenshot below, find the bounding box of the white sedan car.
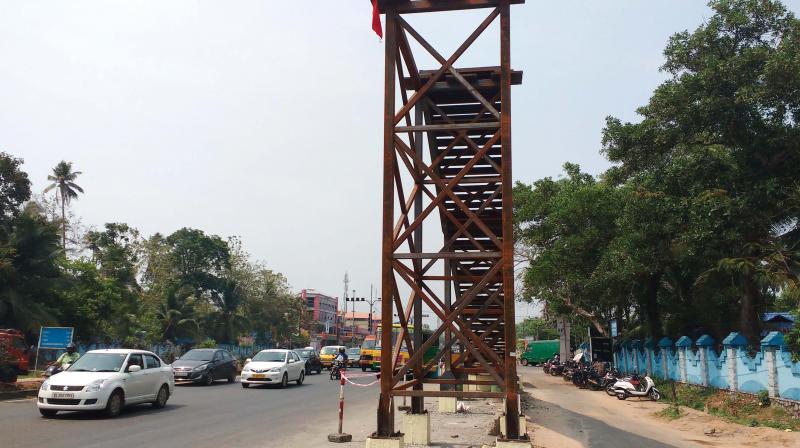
[240,349,305,388]
[37,349,174,418]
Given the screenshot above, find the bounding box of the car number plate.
[174,372,187,377]
[251,373,266,379]
[52,392,74,399]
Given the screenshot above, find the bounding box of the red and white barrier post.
[328,372,352,443]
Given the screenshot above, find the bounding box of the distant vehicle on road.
[319,345,346,369]
[294,348,323,375]
[172,348,237,385]
[520,340,560,366]
[37,349,174,418]
[359,336,377,371]
[0,329,30,382]
[346,347,361,368]
[241,349,305,388]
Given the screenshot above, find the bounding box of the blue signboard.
[39,327,74,349]
[610,319,618,338]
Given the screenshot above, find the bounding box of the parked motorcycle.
[329,360,346,380]
[611,372,661,401]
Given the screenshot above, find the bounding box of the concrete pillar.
[761,331,785,398]
[403,412,430,446]
[722,332,748,392]
[438,397,457,413]
[658,337,673,380]
[675,336,692,383]
[644,338,655,376]
[695,335,714,387]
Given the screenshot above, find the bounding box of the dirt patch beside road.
[521,367,800,448]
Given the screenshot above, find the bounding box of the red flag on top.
[371,0,383,39]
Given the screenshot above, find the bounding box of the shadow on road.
[523,389,681,448]
[47,403,187,421]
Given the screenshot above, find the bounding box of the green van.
[519,339,559,366]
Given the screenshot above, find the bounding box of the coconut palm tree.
[43,161,83,249]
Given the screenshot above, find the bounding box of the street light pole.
[366,284,381,335]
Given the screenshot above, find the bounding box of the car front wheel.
[203,372,214,386]
[105,390,124,417]
[152,385,169,409]
[280,373,289,388]
[242,382,250,388]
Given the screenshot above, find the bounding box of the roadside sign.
[610,319,618,338]
[39,327,74,349]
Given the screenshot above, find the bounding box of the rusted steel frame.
[392,133,502,249]
[413,287,503,379]
[422,187,500,274]
[397,16,501,120]
[422,378,498,385]
[396,122,500,132]
[395,52,419,159]
[378,7,398,437]
[453,317,502,367]
[390,278,416,370]
[394,252,501,259]
[410,106,425,414]
[393,379,421,390]
[414,181,490,254]
[391,180,419,241]
[393,261,447,313]
[392,7,500,125]
[500,0,520,439]
[421,275,501,281]
[392,390,504,398]
[390,133,500,252]
[424,176,501,185]
[431,183,502,259]
[396,133,502,248]
[391,260,505,386]
[396,26,420,88]
[425,98,503,174]
[379,0,524,15]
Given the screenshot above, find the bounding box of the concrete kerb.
[0,388,38,401]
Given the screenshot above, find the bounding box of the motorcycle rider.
[334,347,349,366]
[54,342,80,367]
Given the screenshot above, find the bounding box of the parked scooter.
[611,372,661,401]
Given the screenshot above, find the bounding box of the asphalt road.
[0,372,381,448]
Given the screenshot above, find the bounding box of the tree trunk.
[644,271,664,340]
[562,295,608,337]
[739,277,761,344]
[60,190,67,250]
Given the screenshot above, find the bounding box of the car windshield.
[320,347,339,355]
[347,348,360,355]
[68,353,127,372]
[252,351,286,362]
[362,339,376,349]
[179,350,215,361]
[295,350,312,358]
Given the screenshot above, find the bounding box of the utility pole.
[339,272,349,345]
[366,284,381,334]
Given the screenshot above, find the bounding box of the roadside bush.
[196,339,217,349]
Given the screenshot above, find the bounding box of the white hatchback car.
[37,349,174,418]
[240,349,305,388]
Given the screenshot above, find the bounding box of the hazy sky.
[3,1,797,323]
